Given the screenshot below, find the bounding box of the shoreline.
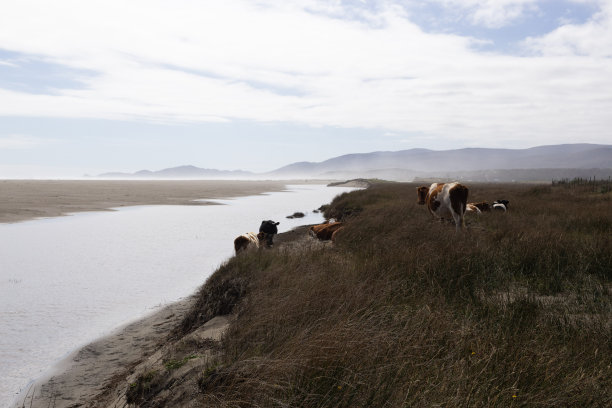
[0,179,334,224]
[12,295,198,408]
[11,225,316,408]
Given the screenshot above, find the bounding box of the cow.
[259,220,280,247]
[309,220,337,235]
[234,232,265,254]
[472,202,491,212]
[309,223,330,238]
[466,203,481,214]
[416,182,469,231]
[309,222,344,241]
[492,199,509,212]
[466,201,491,214]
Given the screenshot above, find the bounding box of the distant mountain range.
[98,144,612,182]
[99,165,253,179]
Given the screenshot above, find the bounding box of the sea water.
[0,184,354,407]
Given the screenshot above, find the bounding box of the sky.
[1,0,611,178]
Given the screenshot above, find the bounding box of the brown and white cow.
[416,182,469,231]
[466,201,490,214]
[309,222,344,241]
[234,232,265,254]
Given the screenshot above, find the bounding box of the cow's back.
[310,222,343,240]
[423,182,469,230]
[234,232,260,253]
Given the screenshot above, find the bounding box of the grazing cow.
[259,220,280,247]
[309,222,344,240]
[234,232,265,254]
[492,199,509,212]
[466,203,482,214]
[309,223,329,238]
[466,201,491,214]
[416,182,469,231]
[473,202,491,212]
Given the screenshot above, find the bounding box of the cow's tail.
[450,184,469,228]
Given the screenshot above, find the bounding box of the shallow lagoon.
[0,184,353,407]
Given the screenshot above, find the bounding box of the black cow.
[259,220,280,247]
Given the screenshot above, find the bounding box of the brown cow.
[309,222,344,240]
[416,182,469,231]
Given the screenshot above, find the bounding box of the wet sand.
[0,179,317,224]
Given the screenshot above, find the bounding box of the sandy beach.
[0,179,327,224]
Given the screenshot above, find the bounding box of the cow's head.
[259,220,280,235]
[416,186,429,205]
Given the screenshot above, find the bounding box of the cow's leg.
[451,211,465,231]
[265,233,274,247]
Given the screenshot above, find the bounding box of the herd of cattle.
[416,182,509,231]
[234,182,509,253]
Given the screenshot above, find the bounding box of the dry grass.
[151,182,611,407]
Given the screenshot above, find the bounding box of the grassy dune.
[129,181,611,407]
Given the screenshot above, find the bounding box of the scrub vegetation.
[129,181,611,407]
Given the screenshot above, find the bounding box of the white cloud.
[0,0,610,147]
[523,1,612,57]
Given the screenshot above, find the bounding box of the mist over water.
[0,185,354,408]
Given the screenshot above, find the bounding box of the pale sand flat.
[0,179,331,224]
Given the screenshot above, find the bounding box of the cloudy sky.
[1,0,611,177]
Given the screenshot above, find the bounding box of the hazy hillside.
[267,144,612,179]
[97,144,612,181]
[99,165,254,179]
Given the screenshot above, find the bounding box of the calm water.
[0,184,354,407]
